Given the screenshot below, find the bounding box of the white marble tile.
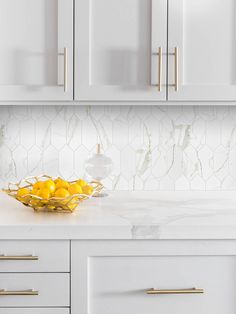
[20,119,36,150]
[112,119,129,149]
[12,145,28,180]
[59,146,74,179]
[27,146,43,175]
[206,176,221,190]
[190,175,206,190]
[206,118,222,149]
[42,145,59,176]
[74,146,90,179]
[175,175,190,190]
[120,146,136,180]
[51,115,67,150]
[213,145,228,180]
[81,117,99,150]
[1,105,236,190]
[197,146,213,179]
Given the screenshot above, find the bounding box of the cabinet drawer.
[89,256,236,314]
[0,241,69,272]
[0,310,69,314]
[0,273,69,307]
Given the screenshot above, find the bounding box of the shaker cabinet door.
[0,0,73,101]
[75,0,167,101]
[72,241,236,314]
[168,0,236,101]
[89,256,236,314]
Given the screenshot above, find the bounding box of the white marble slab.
[0,190,236,239]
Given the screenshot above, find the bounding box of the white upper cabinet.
[1,0,235,102]
[168,0,236,101]
[75,0,236,102]
[0,0,73,101]
[75,0,167,101]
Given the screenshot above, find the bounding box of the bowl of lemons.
[3,175,103,213]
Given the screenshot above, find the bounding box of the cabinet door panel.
[168,0,236,101]
[0,273,69,307]
[0,0,73,101]
[90,256,236,314]
[72,240,236,314]
[0,240,69,273]
[75,0,167,101]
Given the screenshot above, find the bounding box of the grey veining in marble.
[0,105,236,190]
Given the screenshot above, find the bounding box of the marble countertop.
[0,190,236,240]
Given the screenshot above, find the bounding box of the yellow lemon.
[55,188,70,198]
[68,183,83,195]
[17,188,30,198]
[82,185,93,195]
[38,188,51,199]
[33,181,44,190]
[44,179,56,193]
[16,188,31,202]
[77,179,87,187]
[54,177,61,184]
[31,188,39,196]
[55,178,69,189]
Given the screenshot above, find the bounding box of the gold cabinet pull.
[173,47,178,91]
[64,47,68,92]
[147,288,204,295]
[157,47,162,92]
[0,255,38,261]
[0,289,38,296]
[169,47,179,91]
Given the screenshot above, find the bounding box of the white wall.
[0,105,235,190]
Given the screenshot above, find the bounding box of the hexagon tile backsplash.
[0,105,236,190]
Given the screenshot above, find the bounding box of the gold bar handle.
[147,288,204,295]
[0,255,38,261]
[174,47,178,91]
[157,47,162,92]
[64,47,68,92]
[0,289,38,296]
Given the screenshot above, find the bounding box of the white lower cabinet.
[71,240,236,314]
[2,239,236,313]
[0,240,70,313]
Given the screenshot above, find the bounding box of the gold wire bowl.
[2,175,103,213]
